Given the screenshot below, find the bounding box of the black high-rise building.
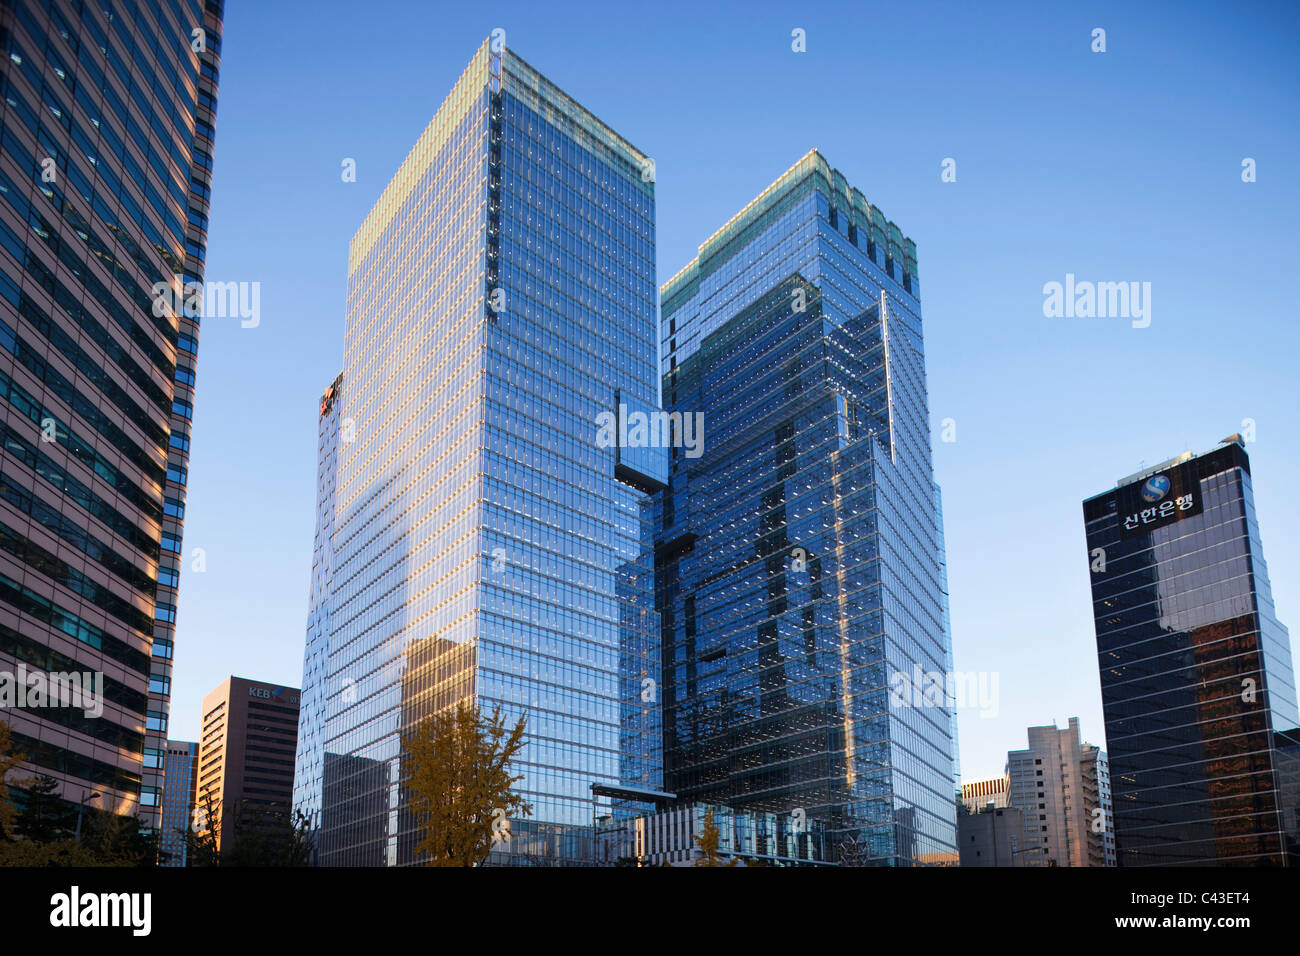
[1083,438,1300,866]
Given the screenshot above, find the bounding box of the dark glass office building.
[1083,440,1300,865]
[295,39,661,865]
[656,151,958,865]
[0,0,222,831]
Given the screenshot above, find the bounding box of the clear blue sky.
[171,0,1300,783]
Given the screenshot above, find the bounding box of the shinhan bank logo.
[1141,475,1171,503]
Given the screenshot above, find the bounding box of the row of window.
[0,364,165,521]
[3,33,187,275]
[0,619,148,713]
[0,296,168,485]
[0,464,156,595]
[8,725,141,795]
[0,569,150,674]
[1,419,161,558]
[0,517,154,634]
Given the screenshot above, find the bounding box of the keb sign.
[248,686,299,704]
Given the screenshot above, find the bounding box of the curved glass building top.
[660,149,918,378]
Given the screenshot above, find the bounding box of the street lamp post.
[75,790,100,842]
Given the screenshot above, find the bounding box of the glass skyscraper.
[0,0,222,832]
[1083,440,1300,866]
[655,151,958,865]
[159,738,196,866]
[294,39,661,865]
[292,372,341,863]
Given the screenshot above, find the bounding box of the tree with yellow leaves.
[693,807,739,866]
[401,701,530,867]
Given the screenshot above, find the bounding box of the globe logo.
[1141,475,1171,503]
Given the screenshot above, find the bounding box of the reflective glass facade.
[296,40,660,865]
[1084,442,1300,866]
[656,152,958,865]
[0,0,222,831]
[595,801,833,866]
[292,372,341,862]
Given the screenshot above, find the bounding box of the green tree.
[0,718,26,842]
[401,700,530,867]
[15,774,75,843]
[0,837,102,866]
[693,807,739,867]
[221,800,313,867]
[80,810,160,867]
[0,755,149,866]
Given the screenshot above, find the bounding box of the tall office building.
[159,738,195,866]
[197,676,300,857]
[0,0,222,831]
[1006,717,1114,867]
[655,151,957,865]
[1084,439,1300,865]
[294,39,662,865]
